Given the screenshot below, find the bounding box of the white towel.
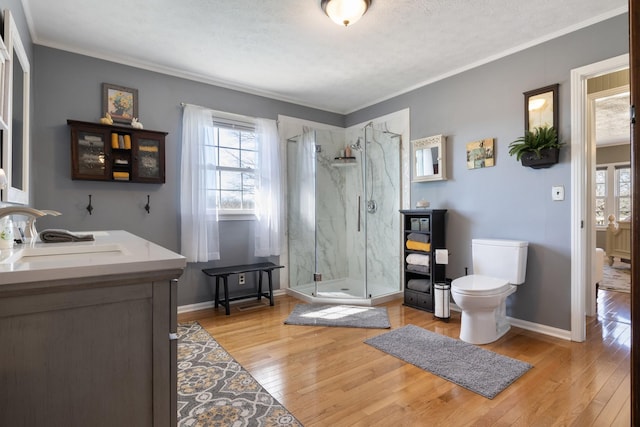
[406,253,430,267]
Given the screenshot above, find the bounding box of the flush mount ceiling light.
[321,0,371,27]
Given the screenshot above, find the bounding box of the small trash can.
[434,280,451,321]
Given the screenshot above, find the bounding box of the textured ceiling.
[23,0,627,114]
[596,92,631,146]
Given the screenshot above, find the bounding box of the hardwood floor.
[178,290,630,426]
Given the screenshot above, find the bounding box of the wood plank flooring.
[178,290,630,426]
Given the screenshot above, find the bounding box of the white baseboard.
[449,304,571,341]
[177,289,287,314]
[177,300,214,314]
[179,293,572,341]
[507,316,572,341]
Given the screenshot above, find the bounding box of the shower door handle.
[357,196,361,232]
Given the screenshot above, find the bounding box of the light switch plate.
[552,185,564,201]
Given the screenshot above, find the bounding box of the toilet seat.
[451,274,511,296]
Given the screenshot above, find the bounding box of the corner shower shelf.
[332,157,357,167]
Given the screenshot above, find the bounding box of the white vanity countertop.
[0,230,186,285]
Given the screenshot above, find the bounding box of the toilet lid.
[452,275,511,295]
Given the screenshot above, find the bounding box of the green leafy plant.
[508,126,563,161]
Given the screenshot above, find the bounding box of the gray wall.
[31,46,343,306]
[347,14,629,330]
[9,0,630,329]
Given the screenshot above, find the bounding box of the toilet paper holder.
[435,249,450,265]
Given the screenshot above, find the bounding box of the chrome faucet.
[0,207,62,241]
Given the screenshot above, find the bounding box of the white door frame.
[585,86,631,316]
[570,53,629,342]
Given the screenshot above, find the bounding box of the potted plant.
[508,126,564,169]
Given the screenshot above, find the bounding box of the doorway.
[589,82,631,316]
[570,54,630,341]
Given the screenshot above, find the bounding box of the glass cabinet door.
[72,129,109,180]
[133,134,165,183]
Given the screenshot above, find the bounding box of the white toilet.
[450,239,528,345]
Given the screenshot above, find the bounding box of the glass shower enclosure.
[287,125,401,304]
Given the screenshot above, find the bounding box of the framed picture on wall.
[102,83,138,123]
[466,138,495,169]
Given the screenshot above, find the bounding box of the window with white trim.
[204,116,257,216]
[595,162,631,227]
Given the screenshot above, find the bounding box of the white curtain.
[180,104,220,262]
[254,118,282,257]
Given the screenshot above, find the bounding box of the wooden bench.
[202,262,284,315]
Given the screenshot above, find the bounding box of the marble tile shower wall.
[287,136,315,290]
[315,130,349,282]
[369,131,401,290]
[344,128,401,292]
[287,127,400,294]
[287,130,348,288]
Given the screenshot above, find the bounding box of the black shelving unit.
[400,209,447,312]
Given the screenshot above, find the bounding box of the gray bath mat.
[365,324,532,399]
[284,304,391,329]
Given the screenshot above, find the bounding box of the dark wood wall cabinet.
[400,209,447,312]
[68,120,167,183]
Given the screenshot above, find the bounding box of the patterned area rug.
[601,259,631,293]
[177,322,302,426]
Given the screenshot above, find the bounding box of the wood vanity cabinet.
[68,120,167,183]
[400,209,447,312]
[0,272,181,426]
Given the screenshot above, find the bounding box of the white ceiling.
[23,0,627,114]
[595,92,631,146]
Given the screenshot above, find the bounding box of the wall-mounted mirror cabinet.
[412,135,446,182]
[1,9,30,204]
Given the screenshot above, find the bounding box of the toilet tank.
[472,238,528,284]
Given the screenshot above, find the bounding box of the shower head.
[350,138,363,151]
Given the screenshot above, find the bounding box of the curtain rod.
[180,102,256,129]
[180,102,213,110]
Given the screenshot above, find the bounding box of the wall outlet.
[238,273,246,285]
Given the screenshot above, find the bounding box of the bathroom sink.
[0,230,186,287]
[2,243,126,265]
